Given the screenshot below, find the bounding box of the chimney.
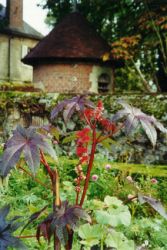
[7,0,23,29]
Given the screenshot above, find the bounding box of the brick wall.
[34,63,93,93]
[8,0,23,29]
[34,63,114,94]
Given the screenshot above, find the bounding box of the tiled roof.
[23,12,123,67]
[0,4,5,19]
[1,21,43,40]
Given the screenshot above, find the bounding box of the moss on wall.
[0,91,167,121]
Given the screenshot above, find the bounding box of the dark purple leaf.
[51,100,69,120]
[51,95,94,123]
[112,100,167,147]
[140,120,157,147]
[0,147,24,177]
[36,220,52,244]
[37,201,91,246]
[23,144,40,174]
[21,205,47,234]
[63,101,77,123]
[138,194,167,219]
[0,125,57,177]
[0,205,26,250]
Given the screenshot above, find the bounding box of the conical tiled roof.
[22,12,122,66]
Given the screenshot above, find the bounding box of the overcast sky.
[0,0,51,35]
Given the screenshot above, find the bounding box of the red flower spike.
[76,147,87,157]
[93,101,104,121]
[80,155,89,164]
[78,135,91,144]
[100,119,116,132]
[84,108,94,123]
[76,128,91,138]
[97,100,104,110]
[76,127,91,164]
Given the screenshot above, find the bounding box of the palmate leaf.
[0,125,57,177]
[37,201,91,246]
[112,100,167,147]
[0,205,26,250]
[21,205,47,234]
[51,95,94,123]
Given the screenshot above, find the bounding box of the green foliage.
[0,95,167,250]
[95,196,131,227]
[78,196,134,250]
[125,218,167,249]
[78,224,102,248]
[1,158,167,249]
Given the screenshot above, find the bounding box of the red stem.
[40,150,54,181]
[40,151,61,249]
[79,128,97,207]
[83,112,93,128]
[75,192,79,205]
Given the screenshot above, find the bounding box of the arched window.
[98,73,110,93]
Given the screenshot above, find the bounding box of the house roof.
[22,12,123,67]
[1,22,43,40]
[0,4,43,40]
[0,4,5,20]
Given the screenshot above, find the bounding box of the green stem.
[101,238,104,250]
[16,235,43,238]
[100,226,104,250]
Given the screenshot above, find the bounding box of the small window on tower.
[98,73,110,93]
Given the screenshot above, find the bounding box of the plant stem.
[131,58,152,93]
[16,235,43,238]
[52,169,61,250]
[18,165,52,190]
[40,150,54,181]
[39,152,61,250]
[75,191,79,205]
[100,238,104,250]
[79,128,97,207]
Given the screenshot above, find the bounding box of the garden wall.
[0,91,167,164]
[0,91,167,142]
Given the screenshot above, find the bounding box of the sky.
[0,0,51,35]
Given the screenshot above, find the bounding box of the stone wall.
[0,92,167,143]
